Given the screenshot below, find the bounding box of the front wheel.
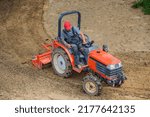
[82,74,102,96]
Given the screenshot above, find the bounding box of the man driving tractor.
[61,21,89,69]
[32,11,126,95]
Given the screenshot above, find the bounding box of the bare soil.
[0,0,150,99]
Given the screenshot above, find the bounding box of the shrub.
[132,0,150,14]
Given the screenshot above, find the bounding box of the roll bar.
[58,11,81,38]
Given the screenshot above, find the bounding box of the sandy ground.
[0,0,150,100]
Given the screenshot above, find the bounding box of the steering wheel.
[82,34,94,48]
[84,34,91,43]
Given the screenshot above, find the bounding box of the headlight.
[107,64,116,70]
[107,62,122,70]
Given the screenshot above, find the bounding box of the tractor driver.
[61,21,89,69]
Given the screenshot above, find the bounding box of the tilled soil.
[0,0,150,99]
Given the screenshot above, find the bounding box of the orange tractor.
[32,11,127,96]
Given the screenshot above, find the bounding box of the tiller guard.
[32,43,53,69]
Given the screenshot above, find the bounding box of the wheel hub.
[53,53,66,74]
[57,55,66,70]
[85,81,96,93]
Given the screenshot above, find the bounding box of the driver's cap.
[64,21,72,30]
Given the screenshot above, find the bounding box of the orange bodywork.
[32,40,72,69]
[32,43,53,69]
[88,49,121,79]
[32,40,120,75]
[88,49,121,66]
[32,40,88,73]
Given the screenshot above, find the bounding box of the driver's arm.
[80,31,86,44]
[61,32,71,48]
[74,27,86,44]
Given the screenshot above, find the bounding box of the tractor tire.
[82,74,102,96]
[52,48,72,78]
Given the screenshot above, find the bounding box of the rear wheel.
[52,48,72,78]
[82,74,102,96]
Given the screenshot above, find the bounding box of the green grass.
[132,0,150,15]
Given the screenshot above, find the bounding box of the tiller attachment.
[32,44,52,69]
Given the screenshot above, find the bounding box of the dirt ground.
[0,0,150,100]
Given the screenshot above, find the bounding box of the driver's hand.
[83,41,86,44]
[67,44,71,48]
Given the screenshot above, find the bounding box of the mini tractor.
[32,11,127,96]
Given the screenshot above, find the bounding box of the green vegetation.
[132,0,150,14]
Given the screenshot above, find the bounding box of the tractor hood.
[89,49,121,66]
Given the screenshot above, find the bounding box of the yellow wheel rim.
[85,81,96,94]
